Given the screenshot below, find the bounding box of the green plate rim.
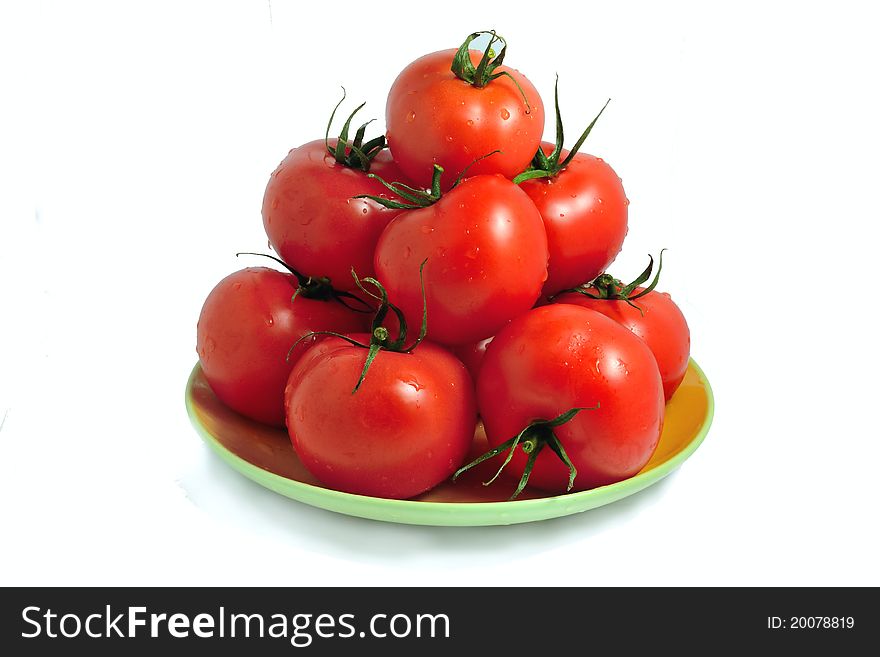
[184,359,714,526]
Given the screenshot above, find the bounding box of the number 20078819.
[768,616,855,630]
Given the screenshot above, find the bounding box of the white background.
[2,1,878,586]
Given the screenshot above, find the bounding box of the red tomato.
[520,144,628,296]
[386,32,544,190]
[474,304,664,495]
[553,255,690,400]
[262,139,406,291]
[373,173,549,346]
[513,86,627,297]
[196,267,368,426]
[556,288,690,401]
[284,334,476,499]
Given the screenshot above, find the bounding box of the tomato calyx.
[324,88,387,173]
[354,152,502,210]
[289,260,429,393]
[556,250,666,314]
[450,30,532,112]
[453,406,597,499]
[235,252,372,312]
[513,77,610,184]
[355,164,445,210]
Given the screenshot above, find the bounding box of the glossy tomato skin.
[452,337,493,383]
[262,139,405,290]
[285,336,477,499]
[519,144,629,297]
[554,288,691,401]
[196,268,369,427]
[386,49,544,190]
[374,174,549,346]
[477,304,664,493]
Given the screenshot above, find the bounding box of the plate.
[184,359,714,526]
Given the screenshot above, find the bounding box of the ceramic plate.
[185,359,713,526]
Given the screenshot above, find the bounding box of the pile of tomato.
[196,31,691,501]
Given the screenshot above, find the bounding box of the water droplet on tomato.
[205,338,216,354]
[404,379,424,392]
[446,136,453,142]
[266,316,274,327]
[271,198,279,209]
[465,246,479,259]
[405,111,416,123]
[466,119,474,127]
[420,225,434,234]
[404,245,412,259]
[435,247,447,258]
[624,198,630,207]
[500,108,510,120]
[232,282,242,290]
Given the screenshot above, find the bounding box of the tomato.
[469,304,664,495]
[196,266,369,426]
[262,97,408,290]
[520,145,628,296]
[386,31,544,190]
[262,141,405,291]
[284,334,476,499]
[553,254,691,401]
[452,337,493,383]
[514,85,627,297]
[371,170,549,346]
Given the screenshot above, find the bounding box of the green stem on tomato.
[353,150,502,210]
[553,251,667,314]
[324,88,387,172]
[453,405,596,499]
[450,30,532,113]
[512,76,610,184]
[287,260,429,393]
[234,252,372,312]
